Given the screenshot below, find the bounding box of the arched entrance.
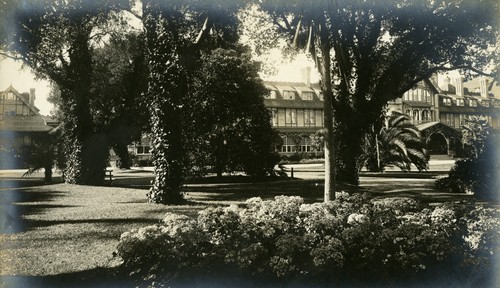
[427,133,448,155]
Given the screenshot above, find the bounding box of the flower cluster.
[116,194,500,285]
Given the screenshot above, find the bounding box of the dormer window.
[482,100,490,107]
[442,98,451,106]
[265,90,277,99]
[469,99,477,107]
[283,90,295,100]
[456,99,464,106]
[302,92,313,100]
[318,92,324,101]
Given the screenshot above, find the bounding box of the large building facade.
[388,75,500,156]
[263,80,325,155]
[0,86,57,168]
[127,72,499,160]
[265,73,500,158]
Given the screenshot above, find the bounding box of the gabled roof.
[426,77,442,94]
[1,85,41,116]
[416,121,460,135]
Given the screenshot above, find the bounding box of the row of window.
[266,90,323,101]
[136,145,151,155]
[441,113,496,128]
[440,97,499,108]
[0,92,15,101]
[270,108,323,127]
[405,109,432,122]
[280,136,321,153]
[402,87,433,103]
[135,140,320,155]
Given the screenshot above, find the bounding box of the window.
[469,99,477,107]
[442,98,451,106]
[265,90,277,99]
[283,90,295,100]
[318,92,324,101]
[482,100,490,107]
[281,137,295,153]
[416,89,422,101]
[304,109,316,126]
[6,92,14,101]
[413,110,420,121]
[456,99,464,106]
[285,109,297,126]
[422,110,429,121]
[444,113,454,127]
[405,109,411,116]
[271,109,278,126]
[302,92,313,100]
[4,111,15,116]
[136,145,151,155]
[299,137,312,152]
[425,90,431,103]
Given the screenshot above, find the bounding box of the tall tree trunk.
[375,133,381,172]
[318,20,335,202]
[60,29,107,185]
[144,7,186,204]
[335,122,364,185]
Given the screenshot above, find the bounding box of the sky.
[0,52,318,118]
[0,52,461,118]
[0,57,53,115]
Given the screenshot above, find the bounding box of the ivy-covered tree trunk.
[144,7,187,204]
[60,29,108,185]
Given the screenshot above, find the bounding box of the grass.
[0,169,477,287]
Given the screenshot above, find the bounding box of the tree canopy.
[1,0,132,184]
[258,0,498,189]
[189,47,279,177]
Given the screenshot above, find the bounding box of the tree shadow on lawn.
[184,179,327,204]
[1,267,137,288]
[0,177,64,189]
[0,189,67,234]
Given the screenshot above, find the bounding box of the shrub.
[117,195,500,286]
[436,119,499,201]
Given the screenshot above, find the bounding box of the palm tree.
[362,112,429,172]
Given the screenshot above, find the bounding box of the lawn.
[0,169,475,287]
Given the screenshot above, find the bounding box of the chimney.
[301,67,311,87]
[479,78,489,98]
[441,76,450,92]
[454,77,463,96]
[29,88,35,105]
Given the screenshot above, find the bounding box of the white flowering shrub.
[116,194,500,286]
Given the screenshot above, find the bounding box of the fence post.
[291,167,294,179]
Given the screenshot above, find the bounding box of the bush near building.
[436,118,500,201]
[117,194,499,286]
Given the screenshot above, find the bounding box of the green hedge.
[117,194,499,286]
